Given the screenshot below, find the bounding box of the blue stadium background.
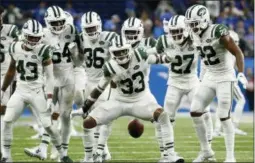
[1,0,254,115]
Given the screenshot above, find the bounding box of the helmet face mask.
[121,17,144,45]
[22,19,43,49]
[109,36,132,65]
[124,30,140,43]
[168,15,189,45]
[44,6,67,35]
[81,11,102,41]
[185,5,210,35]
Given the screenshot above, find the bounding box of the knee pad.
[217,108,230,119]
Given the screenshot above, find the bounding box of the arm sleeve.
[44,63,54,95]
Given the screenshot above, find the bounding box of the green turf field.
[11,116,253,162]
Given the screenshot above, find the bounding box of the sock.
[2,121,13,158]
[83,128,94,160]
[60,115,71,156]
[97,124,111,156]
[203,112,213,145]
[192,116,210,152]
[214,111,222,132]
[45,126,64,158]
[40,133,50,150]
[1,115,4,153]
[154,121,164,158]
[232,98,245,127]
[157,112,174,155]
[221,119,235,159]
[93,126,100,153]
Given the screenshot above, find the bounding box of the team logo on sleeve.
[188,47,194,51]
[206,39,212,43]
[134,65,140,70]
[65,35,71,39]
[99,41,105,45]
[31,55,37,59]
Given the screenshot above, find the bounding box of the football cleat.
[164,152,184,163]
[224,158,236,163]
[1,157,12,162]
[93,152,103,162]
[81,157,93,163]
[24,146,47,160]
[193,150,216,163]
[234,127,247,136]
[102,143,111,161]
[60,156,73,162]
[50,146,59,160]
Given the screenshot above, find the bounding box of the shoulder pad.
[8,41,19,55]
[144,37,157,48]
[134,48,148,61]
[103,61,116,77]
[65,24,76,35]
[213,24,229,39]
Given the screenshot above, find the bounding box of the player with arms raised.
[155,15,213,161]
[78,35,183,163]
[185,5,247,162]
[0,19,72,163]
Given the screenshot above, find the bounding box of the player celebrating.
[155,15,213,160]
[0,19,72,163]
[185,5,247,162]
[213,30,247,136]
[76,35,183,163]
[0,5,19,157]
[24,6,77,160]
[69,11,116,162]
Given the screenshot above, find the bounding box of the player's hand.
[71,108,88,119]
[237,72,248,89]
[68,42,78,56]
[46,98,53,110]
[1,90,5,104]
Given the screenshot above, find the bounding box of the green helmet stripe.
[188,5,198,19]
[174,15,179,25]
[170,16,174,25]
[55,6,61,17]
[131,17,135,26]
[51,6,57,17]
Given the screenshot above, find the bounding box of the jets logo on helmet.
[109,35,132,65]
[44,6,67,34]
[197,7,206,16]
[81,11,102,41]
[185,5,210,35]
[22,19,44,49]
[121,17,144,45]
[168,15,189,45]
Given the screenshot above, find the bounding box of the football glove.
[237,72,248,89]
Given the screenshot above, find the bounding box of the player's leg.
[29,89,72,162]
[190,83,216,162]
[188,87,213,146]
[130,92,183,162]
[1,92,25,162]
[58,84,74,156]
[216,81,235,162]
[232,83,247,135]
[0,79,12,155]
[82,100,123,162]
[154,85,183,160]
[213,108,224,137]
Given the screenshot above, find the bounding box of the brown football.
[128,119,144,138]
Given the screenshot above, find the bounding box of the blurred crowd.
[1,0,254,110]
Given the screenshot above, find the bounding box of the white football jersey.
[103,48,151,102]
[1,24,19,75]
[196,24,236,82]
[9,41,51,91]
[132,37,157,82]
[79,31,116,82]
[43,24,76,86]
[156,35,199,89]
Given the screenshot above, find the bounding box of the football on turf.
[128,119,144,138]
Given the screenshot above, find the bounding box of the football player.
[155,15,213,161]
[0,19,72,163]
[213,30,247,136]
[69,11,116,161]
[77,35,184,163]
[185,5,247,162]
[24,6,77,160]
[0,5,19,157]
